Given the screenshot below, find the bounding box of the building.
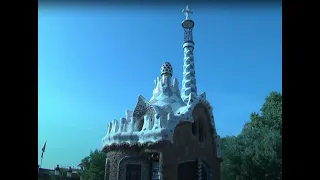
[38,166,53,180]
[101,6,222,180]
[38,165,81,180]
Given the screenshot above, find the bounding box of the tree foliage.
[79,149,106,180]
[221,91,282,180]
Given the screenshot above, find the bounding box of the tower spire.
[181,5,197,104]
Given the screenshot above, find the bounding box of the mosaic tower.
[101,6,222,180]
[181,6,198,104]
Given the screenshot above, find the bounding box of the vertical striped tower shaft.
[197,158,202,180]
[181,6,197,104]
[181,41,197,103]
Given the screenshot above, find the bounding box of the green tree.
[80,149,106,180]
[250,91,282,132]
[221,91,282,180]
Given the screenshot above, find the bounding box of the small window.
[136,117,144,131]
[149,116,154,130]
[192,122,197,135]
[199,122,204,142]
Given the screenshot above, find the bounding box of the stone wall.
[118,156,150,180]
[106,150,134,180]
[105,148,150,180]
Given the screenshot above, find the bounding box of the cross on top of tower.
[182,5,193,20]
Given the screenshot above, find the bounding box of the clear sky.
[38,4,282,169]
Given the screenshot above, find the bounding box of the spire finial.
[182,5,193,20]
[181,6,197,104]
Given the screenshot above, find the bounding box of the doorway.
[126,164,141,180]
[178,161,197,180]
[201,164,207,180]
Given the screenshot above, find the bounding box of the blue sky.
[38,5,282,169]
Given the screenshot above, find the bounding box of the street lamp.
[67,166,72,178]
[54,164,61,176]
